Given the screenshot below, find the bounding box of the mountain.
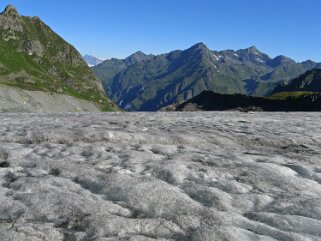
[273,68,321,93]
[93,51,154,85]
[0,5,117,111]
[83,55,105,67]
[165,90,321,112]
[93,42,321,111]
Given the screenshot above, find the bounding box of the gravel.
[0,84,100,112]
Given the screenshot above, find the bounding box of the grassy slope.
[272,68,321,95]
[268,91,319,100]
[0,10,117,111]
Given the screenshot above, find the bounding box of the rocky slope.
[0,112,321,240]
[0,5,117,111]
[93,43,321,111]
[165,91,321,112]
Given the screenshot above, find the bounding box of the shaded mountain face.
[93,42,320,111]
[273,68,321,93]
[83,55,105,67]
[0,5,117,111]
[167,91,321,112]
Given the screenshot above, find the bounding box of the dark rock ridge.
[166,91,321,112]
[0,5,117,111]
[93,42,321,111]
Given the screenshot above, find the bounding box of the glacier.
[0,112,320,241]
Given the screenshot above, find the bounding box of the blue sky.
[1,0,321,61]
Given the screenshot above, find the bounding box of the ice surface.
[0,112,320,241]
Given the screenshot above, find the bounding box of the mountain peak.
[237,46,262,55]
[243,46,261,54]
[274,55,296,63]
[302,60,315,64]
[132,51,147,56]
[2,5,19,15]
[186,42,211,57]
[127,51,148,60]
[248,46,258,50]
[125,51,152,65]
[191,42,208,50]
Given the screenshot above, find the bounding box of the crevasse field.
[0,112,321,241]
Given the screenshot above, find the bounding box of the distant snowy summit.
[83,55,105,67]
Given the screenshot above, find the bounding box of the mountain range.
[93,43,321,111]
[0,5,117,111]
[83,55,105,67]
